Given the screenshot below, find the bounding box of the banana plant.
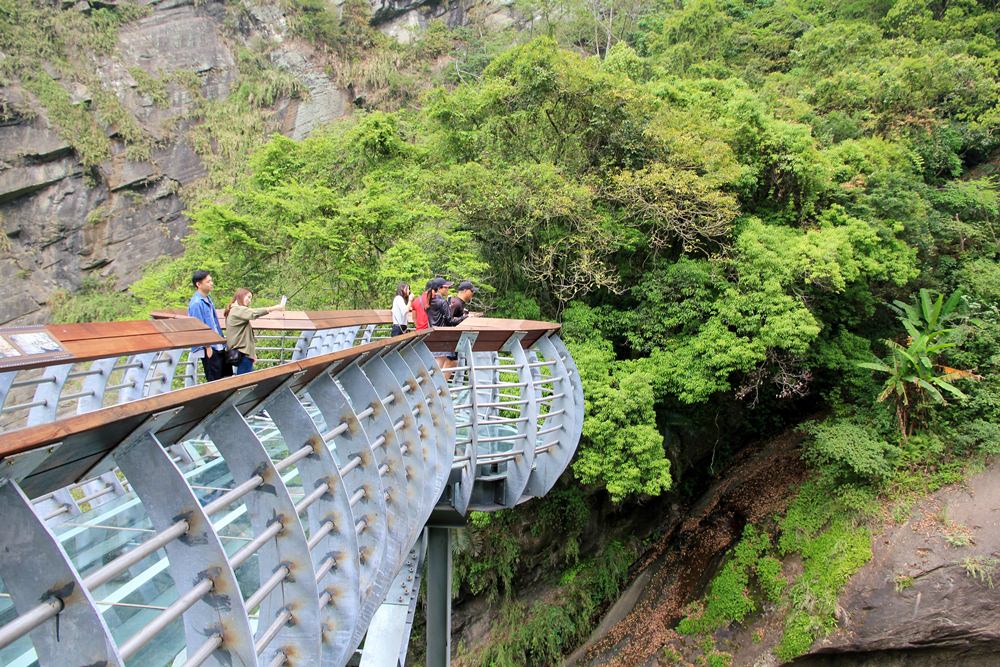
[860,289,978,438]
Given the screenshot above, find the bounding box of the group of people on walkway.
[391,277,478,373]
[187,270,478,382]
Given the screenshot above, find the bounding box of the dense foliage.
[49,0,1000,662]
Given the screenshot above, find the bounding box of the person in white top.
[391,282,412,336]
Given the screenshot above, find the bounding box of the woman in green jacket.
[224,288,285,374]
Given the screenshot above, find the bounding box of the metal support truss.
[0,324,583,667]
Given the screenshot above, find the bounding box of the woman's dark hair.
[396,282,410,301]
[191,269,210,288]
[224,288,252,319]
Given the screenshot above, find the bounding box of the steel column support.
[358,536,425,667]
[204,401,322,667]
[262,386,362,667]
[425,526,451,667]
[0,478,124,667]
[114,416,257,667]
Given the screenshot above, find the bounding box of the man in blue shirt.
[187,270,232,381]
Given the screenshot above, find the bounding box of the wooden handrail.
[150,308,560,349]
[0,319,222,373]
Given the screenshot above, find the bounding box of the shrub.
[803,417,897,483]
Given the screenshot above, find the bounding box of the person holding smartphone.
[224,289,286,374]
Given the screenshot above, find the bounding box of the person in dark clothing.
[428,279,467,375]
[449,280,477,320]
[428,279,466,327]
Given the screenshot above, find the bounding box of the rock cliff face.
[797,462,1000,666]
[0,0,516,325]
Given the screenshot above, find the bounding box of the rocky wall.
[0,0,515,325]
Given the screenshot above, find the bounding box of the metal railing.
[0,323,394,435]
[0,316,583,667]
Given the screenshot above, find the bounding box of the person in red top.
[412,279,435,331]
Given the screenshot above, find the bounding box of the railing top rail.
[0,318,222,373]
[0,314,562,496]
[150,308,561,346]
[150,308,395,330]
[0,330,425,497]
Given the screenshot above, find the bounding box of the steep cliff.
[0,0,517,324]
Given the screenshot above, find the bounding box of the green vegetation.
[775,481,873,661]
[187,46,307,190]
[51,276,139,324]
[961,556,999,588]
[458,539,635,666]
[36,0,1000,663]
[678,525,785,635]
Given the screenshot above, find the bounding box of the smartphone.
[280,295,287,307]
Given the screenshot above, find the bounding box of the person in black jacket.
[449,280,477,320]
[428,279,467,375]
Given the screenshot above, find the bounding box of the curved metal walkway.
[0,313,582,667]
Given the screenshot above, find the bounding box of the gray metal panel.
[78,357,118,414]
[499,332,537,507]
[335,361,409,650]
[304,369,388,623]
[381,347,441,520]
[115,418,257,667]
[291,331,316,361]
[451,333,480,515]
[118,352,158,404]
[407,342,456,500]
[0,371,15,412]
[263,386,362,667]
[362,353,427,550]
[145,349,184,397]
[524,333,576,497]
[205,402,323,667]
[0,478,124,667]
[397,344,448,511]
[549,335,584,448]
[27,363,72,427]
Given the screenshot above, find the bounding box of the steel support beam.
[424,526,451,667]
[0,478,123,667]
[115,415,257,667]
